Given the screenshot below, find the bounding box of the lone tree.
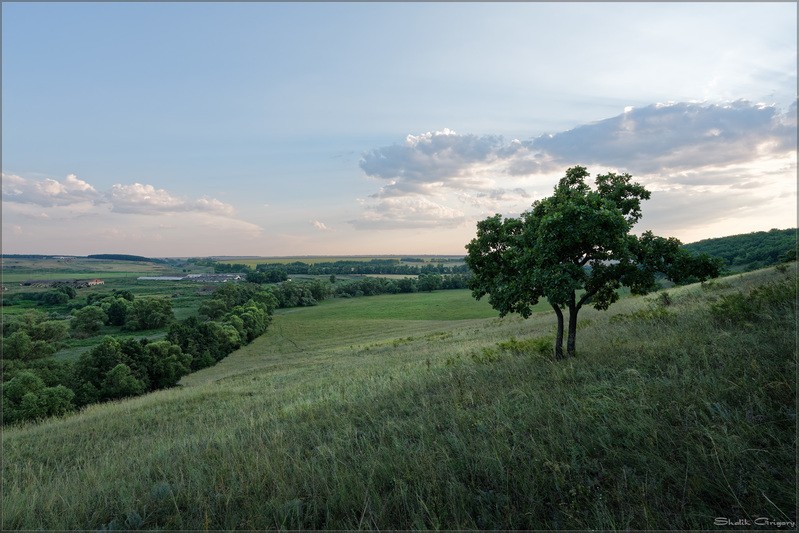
[465,166,721,359]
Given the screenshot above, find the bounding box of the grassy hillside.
[2,268,796,530]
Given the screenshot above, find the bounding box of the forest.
[682,227,796,271]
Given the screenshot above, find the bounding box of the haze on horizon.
[2,2,796,258]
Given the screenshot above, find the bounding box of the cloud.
[311,220,331,231]
[355,129,551,229]
[359,128,548,198]
[530,100,797,175]
[353,100,796,234]
[3,173,262,254]
[2,172,99,207]
[351,196,468,230]
[107,183,235,215]
[2,173,237,217]
[107,183,185,213]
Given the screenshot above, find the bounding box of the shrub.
[125,297,174,331]
[710,276,796,326]
[1,372,75,424]
[39,290,69,305]
[100,364,146,400]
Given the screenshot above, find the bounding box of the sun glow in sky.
[2,2,796,257]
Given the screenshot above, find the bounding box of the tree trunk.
[550,303,564,360]
[567,302,579,358]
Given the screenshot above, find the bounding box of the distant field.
[217,256,465,267]
[0,257,183,284]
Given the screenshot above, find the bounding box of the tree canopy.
[466,166,721,359]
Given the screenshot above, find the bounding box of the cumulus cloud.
[3,173,261,254]
[2,172,99,206]
[530,100,796,175]
[359,128,547,198]
[355,129,549,228]
[2,173,238,217]
[107,183,185,213]
[358,100,795,188]
[353,100,796,235]
[107,183,235,215]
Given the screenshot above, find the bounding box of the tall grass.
[2,269,795,530]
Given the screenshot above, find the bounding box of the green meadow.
[2,267,796,530]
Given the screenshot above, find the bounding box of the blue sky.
[2,2,796,257]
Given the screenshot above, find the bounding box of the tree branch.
[577,288,596,309]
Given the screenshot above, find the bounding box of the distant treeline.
[266,274,473,308]
[87,254,159,262]
[682,228,796,272]
[204,258,470,276]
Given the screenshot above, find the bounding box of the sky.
[2,2,796,258]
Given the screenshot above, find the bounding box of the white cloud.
[2,172,99,206]
[2,173,238,217]
[107,183,185,213]
[311,220,331,231]
[106,183,236,215]
[352,195,468,230]
[2,173,263,255]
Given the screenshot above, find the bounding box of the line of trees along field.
[205,258,470,277]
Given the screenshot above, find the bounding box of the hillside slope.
[2,267,796,530]
[683,228,796,272]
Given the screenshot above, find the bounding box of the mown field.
[2,266,796,530]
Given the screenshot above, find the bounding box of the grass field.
[2,266,796,530]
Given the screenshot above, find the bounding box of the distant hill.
[683,228,797,272]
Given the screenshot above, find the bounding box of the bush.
[710,276,797,326]
[39,290,69,305]
[71,306,108,338]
